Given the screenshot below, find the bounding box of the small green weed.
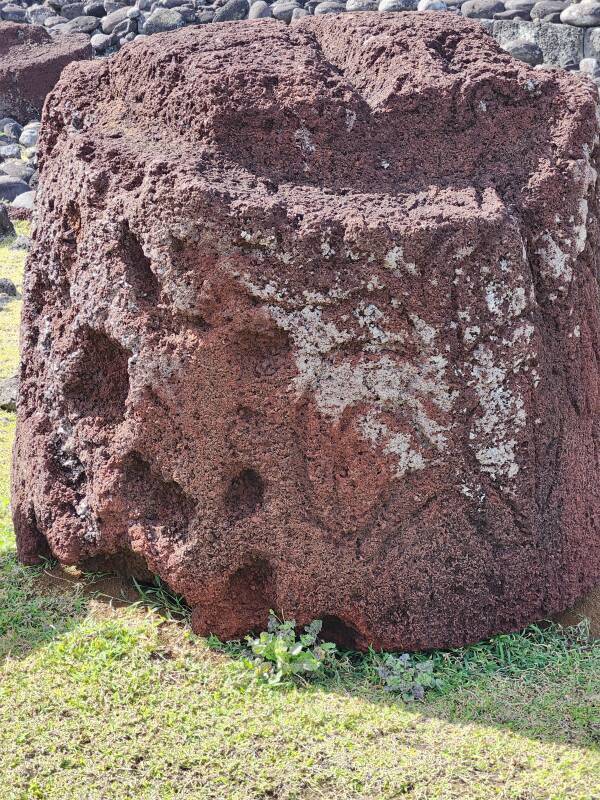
[242,613,337,685]
[375,652,444,700]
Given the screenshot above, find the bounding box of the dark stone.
[213,0,248,20]
[461,0,504,17]
[0,174,30,201]
[503,37,544,64]
[0,374,18,412]
[0,203,14,237]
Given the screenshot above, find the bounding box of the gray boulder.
[270,0,300,19]
[0,205,15,238]
[0,375,18,413]
[462,0,505,17]
[143,7,186,31]
[530,0,564,21]
[0,176,30,202]
[346,0,379,9]
[19,124,40,149]
[379,0,419,9]
[0,144,21,160]
[0,160,34,182]
[101,5,129,31]
[90,31,114,49]
[248,0,272,16]
[213,0,248,19]
[561,3,600,27]
[315,0,346,11]
[503,37,543,62]
[64,14,101,31]
[0,277,17,296]
[492,19,584,66]
[12,191,35,211]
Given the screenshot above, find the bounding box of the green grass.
[0,227,599,799]
[0,223,26,553]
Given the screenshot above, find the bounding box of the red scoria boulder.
[13,14,600,651]
[0,22,91,124]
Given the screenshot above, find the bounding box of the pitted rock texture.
[0,21,91,124]
[13,14,600,651]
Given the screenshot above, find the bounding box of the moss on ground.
[0,224,598,800]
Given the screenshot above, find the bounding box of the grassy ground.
[0,228,599,800]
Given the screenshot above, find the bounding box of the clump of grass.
[132,575,191,621]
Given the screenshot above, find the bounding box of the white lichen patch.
[235,228,540,486]
[383,245,418,276]
[536,148,598,289]
[294,125,315,155]
[409,314,436,347]
[485,282,527,319]
[468,343,528,480]
[359,412,425,477]
[535,233,572,284]
[267,298,455,477]
[463,325,481,345]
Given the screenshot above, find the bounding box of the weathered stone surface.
[13,15,600,651]
[0,21,91,125]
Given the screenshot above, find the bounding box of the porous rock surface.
[13,14,600,650]
[0,21,91,123]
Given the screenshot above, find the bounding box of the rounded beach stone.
[0,175,30,201]
[143,8,185,31]
[346,0,379,9]
[560,2,600,26]
[101,5,129,31]
[271,0,301,20]
[461,0,504,16]
[64,15,102,32]
[213,0,249,19]
[379,0,418,9]
[529,0,566,20]
[248,0,272,16]
[315,0,346,12]
[418,0,447,9]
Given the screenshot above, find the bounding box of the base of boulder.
[555,586,600,638]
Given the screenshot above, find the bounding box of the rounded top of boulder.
[0,19,89,55]
[45,14,596,224]
[0,20,50,52]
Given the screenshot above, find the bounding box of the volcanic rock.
[13,14,600,651]
[0,375,18,413]
[0,22,91,125]
[0,204,15,238]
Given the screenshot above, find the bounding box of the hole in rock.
[319,615,365,651]
[14,505,51,564]
[80,549,154,584]
[119,221,159,301]
[121,451,195,538]
[225,559,275,630]
[225,469,264,521]
[64,327,130,423]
